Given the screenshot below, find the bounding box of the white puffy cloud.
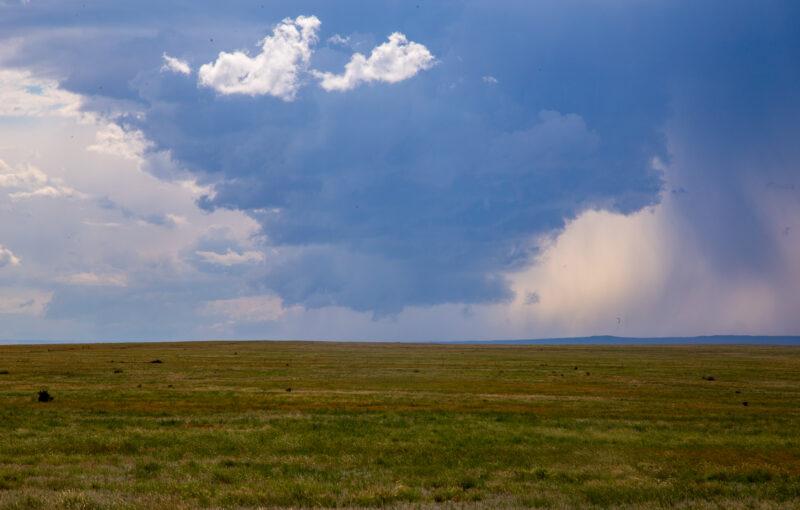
[327,34,350,46]
[198,15,320,100]
[196,248,265,266]
[191,19,435,99]
[160,53,191,75]
[482,75,498,84]
[315,32,436,91]
[0,244,20,267]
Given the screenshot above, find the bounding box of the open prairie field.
[0,342,798,509]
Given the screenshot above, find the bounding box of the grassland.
[0,341,798,509]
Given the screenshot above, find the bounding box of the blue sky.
[0,0,799,341]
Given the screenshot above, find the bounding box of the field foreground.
[0,341,798,509]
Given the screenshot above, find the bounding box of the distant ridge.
[445,335,800,345]
[3,335,800,346]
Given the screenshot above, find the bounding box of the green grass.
[0,341,798,509]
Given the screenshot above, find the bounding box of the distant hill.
[445,335,800,345]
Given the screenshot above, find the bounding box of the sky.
[0,0,799,342]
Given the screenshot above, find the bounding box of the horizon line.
[1,334,800,347]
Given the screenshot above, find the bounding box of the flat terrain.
[0,342,798,509]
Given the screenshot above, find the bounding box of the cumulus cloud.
[482,75,498,84]
[327,34,350,46]
[0,159,84,200]
[195,248,265,266]
[198,15,320,100]
[314,32,435,91]
[0,244,20,267]
[161,53,191,75]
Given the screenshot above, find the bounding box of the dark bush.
[150,360,162,364]
[37,390,53,402]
